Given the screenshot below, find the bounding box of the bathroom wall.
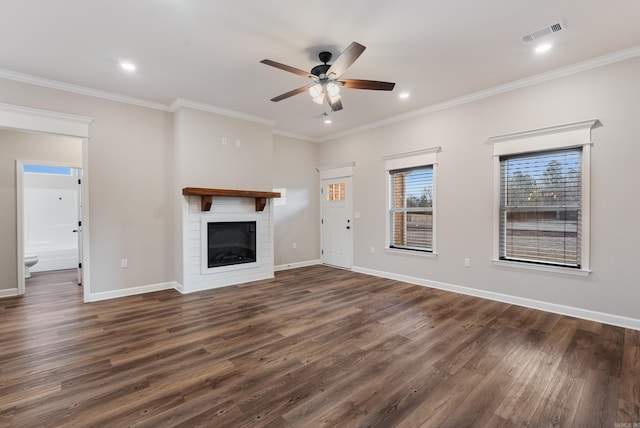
[23,167,80,272]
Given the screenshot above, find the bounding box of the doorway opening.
[20,162,83,288]
[0,102,92,302]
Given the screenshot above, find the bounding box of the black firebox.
[207,221,257,268]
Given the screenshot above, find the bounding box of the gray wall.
[318,56,640,321]
[1,54,639,326]
[0,79,175,294]
[273,134,320,266]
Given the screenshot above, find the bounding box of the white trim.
[316,161,355,180]
[492,260,591,277]
[384,149,439,255]
[88,281,179,302]
[274,259,322,272]
[170,98,275,127]
[489,119,600,156]
[352,265,640,331]
[0,102,93,137]
[16,160,82,295]
[488,119,601,144]
[385,248,437,259]
[319,46,640,143]
[273,129,321,144]
[0,69,169,112]
[382,146,441,170]
[0,288,18,298]
[491,119,598,275]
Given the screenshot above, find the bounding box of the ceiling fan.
[260,41,395,112]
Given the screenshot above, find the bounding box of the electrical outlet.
[370,246,375,254]
[464,258,471,268]
[221,137,228,146]
[121,259,128,268]
[292,242,297,249]
[235,139,241,148]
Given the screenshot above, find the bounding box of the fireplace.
[183,191,276,293]
[206,221,256,268]
[200,214,262,275]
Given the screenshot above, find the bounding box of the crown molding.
[0,68,170,111]
[1,45,638,142]
[170,98,275,127]
[319,45,640,143]
[272,129,321,143]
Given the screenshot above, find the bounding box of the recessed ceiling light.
[535,43,552,54]
[120,61,137,72]
[399,92,410,99]
[324,118,332,124]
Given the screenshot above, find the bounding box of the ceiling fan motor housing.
[311,51,333,77]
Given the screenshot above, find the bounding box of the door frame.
[17,161,83,293]
[0,102,93,302]
[317,162,355,269]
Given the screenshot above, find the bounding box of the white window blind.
[389,166,433,252]
[499,148,582,268]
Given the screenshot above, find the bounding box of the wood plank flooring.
[0,266,638,427]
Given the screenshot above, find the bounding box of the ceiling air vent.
[521,21,566,44]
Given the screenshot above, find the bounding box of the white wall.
[24,168,79,272]
[319,56,640,325]
[272,134,320,267]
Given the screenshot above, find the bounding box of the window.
[327,182,345,201]
[499,148,582,267]
[389,166,433,251]
[23,164,72,175]
[383,147,440,254]
[490,119,599,275]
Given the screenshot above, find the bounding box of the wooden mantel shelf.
[182,187,281,212]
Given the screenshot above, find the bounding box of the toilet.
[24,255,39,278]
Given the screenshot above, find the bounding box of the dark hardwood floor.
[0,266,638,427]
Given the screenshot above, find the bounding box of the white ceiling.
[1,1,639,140]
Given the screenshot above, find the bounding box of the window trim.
[489,119,600,275]
[383,147,440,255]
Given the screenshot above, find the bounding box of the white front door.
[321,176,353,269]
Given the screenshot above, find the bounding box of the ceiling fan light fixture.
[312,93,325,105]
[328,92,341,104]
[326,82,340,97]
[309,83,323,99]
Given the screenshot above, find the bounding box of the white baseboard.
[352,265,640,331]
[0,288,18,298]
[275,259,322,272]
[88,281,180,302]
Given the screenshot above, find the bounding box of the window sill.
[386,248,437,259]
[492,259,591,277]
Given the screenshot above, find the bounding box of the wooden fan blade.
[260,59,315,79]
[340,79,396,91]
[329,98,343,112]
[327,42,366,78]
[270,86,310,102]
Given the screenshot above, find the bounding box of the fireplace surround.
[182,188,279,293]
